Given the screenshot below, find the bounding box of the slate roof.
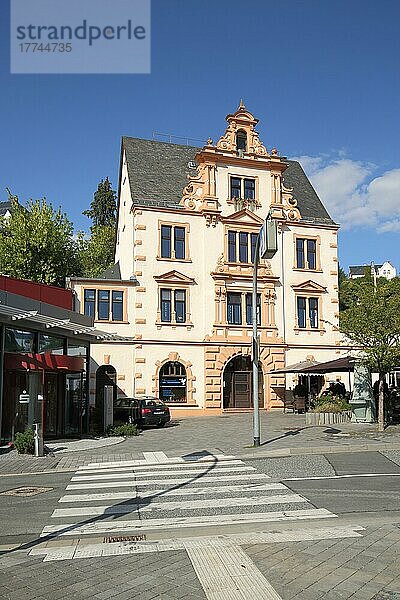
[349,265,375,276]
[0,201,12,216]
[99,262,122,280]
[122,137,336,226]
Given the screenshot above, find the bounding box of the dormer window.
[236,130,247,152]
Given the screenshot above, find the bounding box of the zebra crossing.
[30,452,364,598]
[35,451,350,543]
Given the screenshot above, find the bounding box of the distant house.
[0,201,12,219]
[349,261,397,281]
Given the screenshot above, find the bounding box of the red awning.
[4,353,84,372]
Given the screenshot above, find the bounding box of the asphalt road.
[0,472,71,546]
[2,450,400,549]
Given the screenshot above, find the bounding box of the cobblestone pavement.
[245,524,400,600]
[1,524,400,599]
[2,444,400,599]
[0,549,207,600]
[1,413,400,476]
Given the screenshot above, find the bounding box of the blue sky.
[1,0,400,272]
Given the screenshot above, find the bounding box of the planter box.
[305,411,352,426]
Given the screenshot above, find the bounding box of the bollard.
[33,423,44,457]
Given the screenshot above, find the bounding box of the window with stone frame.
[229,176,256,201]
[160,288,188,324]
[83,288,125,322]
[296,296,319,329]
[227,292,261,325]
[158,222,190,261]
[227,230,259,264]
[295,237,318,270]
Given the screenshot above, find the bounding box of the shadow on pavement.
[0,451,220,556]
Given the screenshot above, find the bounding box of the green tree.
[83,177,116,227]
[79,177,117,277]
[340,277,400,431]
[0,196,79,286]
[78,225,116,278]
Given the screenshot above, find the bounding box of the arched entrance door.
[223,355,263,409]
[159,361,187,404]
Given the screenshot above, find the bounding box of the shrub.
[311,400,352,413]
[14,428,35,454]
[106,423,138,437]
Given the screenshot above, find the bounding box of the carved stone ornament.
[216,253,225,272]
[281,181,301,221]
[180,162,210,211]
[215,102,270,158]
[205,213,219,227]
[270,179,302,222]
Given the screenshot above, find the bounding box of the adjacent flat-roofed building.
[70,103,344,416]
[0,275,125,441]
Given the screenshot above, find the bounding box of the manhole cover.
[103,534,147,543]
[0,486,53,497]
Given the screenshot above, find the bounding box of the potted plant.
[306,393,353,425]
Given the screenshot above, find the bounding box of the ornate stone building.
[70,103,343,415]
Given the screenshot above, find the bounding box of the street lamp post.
[252,233,261,446]
[252,214,278,447]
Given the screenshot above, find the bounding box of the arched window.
[159,361,187,403]
[236,130,247,152]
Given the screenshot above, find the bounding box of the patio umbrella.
[269,359,321,374]
[301,356,356,373]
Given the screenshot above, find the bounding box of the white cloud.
[291,154,400,232]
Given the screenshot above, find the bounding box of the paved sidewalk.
[1,413,400,475]
[1,524,400,599]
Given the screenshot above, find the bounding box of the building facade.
[349,262,397,281]
[70,104,345,416]
[0,275,122,441]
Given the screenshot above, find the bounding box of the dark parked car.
[113,396,170,428]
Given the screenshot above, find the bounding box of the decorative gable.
[154,270,196,285]
[291,280,327,293]
[221,209,264,226]
[215,101,270,158]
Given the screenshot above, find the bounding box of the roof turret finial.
[239,98,245,110]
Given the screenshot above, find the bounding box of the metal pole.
[252,234,261,447]
[0,326,5,443]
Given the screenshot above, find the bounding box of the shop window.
[39,334,65,354]
[159,361,187,403]
[5,328,35,353]
[67,342,88,357]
